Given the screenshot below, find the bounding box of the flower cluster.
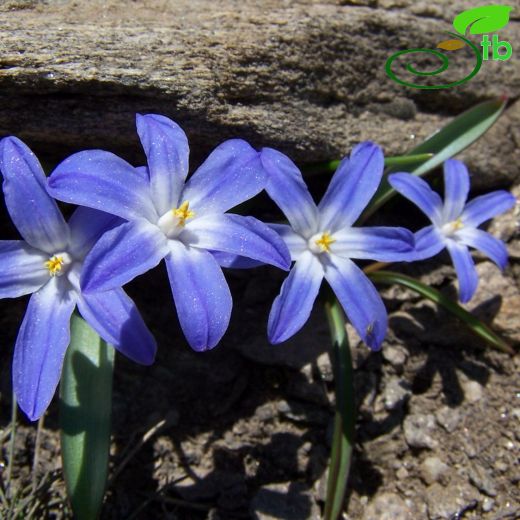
[0,114,515,420]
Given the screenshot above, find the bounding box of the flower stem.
[323,299,355,520]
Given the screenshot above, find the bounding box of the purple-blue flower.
[260,142,415,350]
[389,159,516,303]
[48,114,290,352]
[0,137,157,421]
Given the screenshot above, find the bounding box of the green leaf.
[369,270,514,354]
[60,314,115,520]
[323,299,355,520]
[302,153,434,177]
[360,97,507,222]
[453,5,513,35]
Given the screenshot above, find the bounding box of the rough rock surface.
[0,0,519,189]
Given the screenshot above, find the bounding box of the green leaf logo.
[453,5,513,35]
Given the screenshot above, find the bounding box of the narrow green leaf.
[369,270,514,354]
[361,97,507,221]
[323,299,355,520]
[60,314,115,520]
[302,153,433,177]
[453,5,513,35]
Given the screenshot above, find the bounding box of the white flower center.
[441,218,464,237]
[44,252,72,277]
[157,201,195,239]
[308,232,335,254]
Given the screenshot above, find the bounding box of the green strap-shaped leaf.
[369,270,514,354]
[360,97,507,222]
[60,314,115,520]
[453,5,513,35]
[323,299,355,520]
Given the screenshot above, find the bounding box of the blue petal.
[412,225,445,260]
[332,226,415,262]
[13,277,77,420]
[48,150,157,222]
[81,219,169,293]
[443,159,470,222]
[136,114,190,215]
[319,142,384,231]
[261,148,318,236]
[77,288,157,365]
[0,240,48,298]
[461,190,516,227]
[209,251,265,269]
[269,223,307,261]
[165,242,232,351]
[183,214,290,270]
[446,240,478,303]
[268,251,323,344]
[182,140,265,214]
[67,207,123,259]
[388,173,443,225]
[0,137,69,253]
[324,256,387,350]
[457,228,508,270]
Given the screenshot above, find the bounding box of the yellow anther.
[315,232,335,253]
[173,201,195,226]
[45,256,64,276]
[452,218,464,231]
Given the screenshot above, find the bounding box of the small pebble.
[435,406,461,433]
[420,456,449,486]
[403,414,438,449]
[462,381,484,403]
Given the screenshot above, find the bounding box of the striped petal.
[136,114,190,215]
[165,242,232,351]
[443,159,470,222]
[446,240,478,303]
[319,142,384,231]
[0,240,48,298]
[13,277,77,420]
[388,173,443,225]
[324,255,387,350]
[332,226,414,262]
[48,150,157,222]
[268,251,323,344]
[0,137,69,253]
[182,140,265,214]
[461,190,516,227]
[81,219,169,293]
[183,214,290,270]
[457,227,508,270]
[261,147,318,237]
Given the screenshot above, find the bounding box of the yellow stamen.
[452,218,464,231]
[45,255,64,276]
[172,201,195,227]
[315,232,335,253]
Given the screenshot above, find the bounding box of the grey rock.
[462,380,484,404]
[382,345,408,373]
[425,481,479,520]
[435,406,461,433]
[419,456,449,486]
[383,378,411,411]
[403,414,438,450]
[0,1,519,192]
[251,482,320,520]
[468,463,497,497]
[363,492,414,520]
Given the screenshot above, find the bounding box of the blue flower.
[48,114,290,352]
[260,142,415,350]
[389,159,516,303]
[0,137,157,421]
